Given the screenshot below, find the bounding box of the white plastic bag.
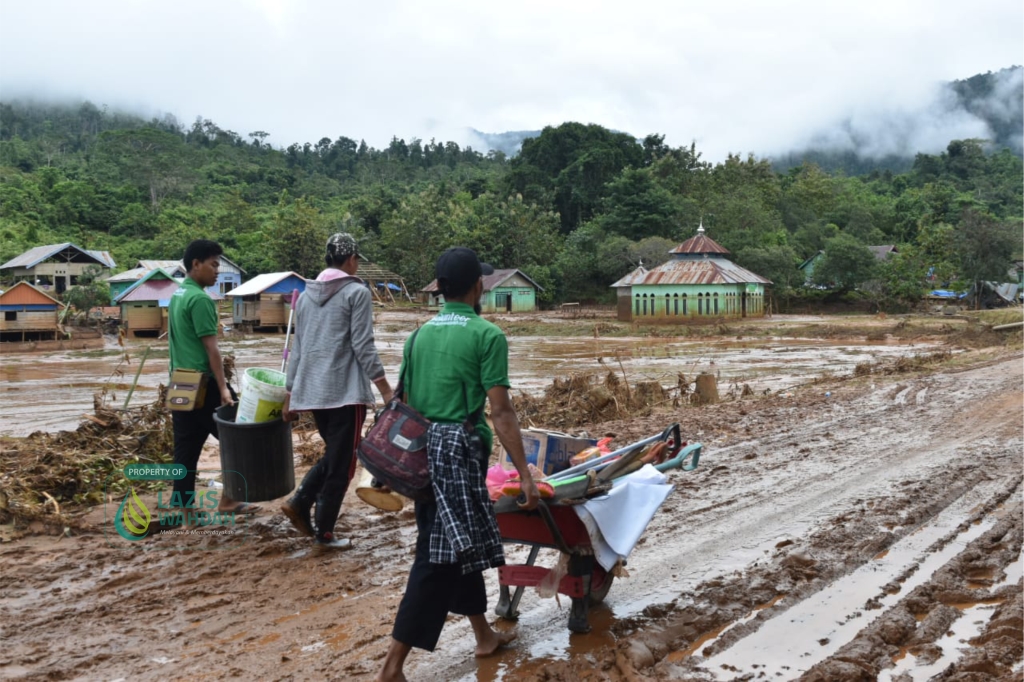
[536,553,570,599]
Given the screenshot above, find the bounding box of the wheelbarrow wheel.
[588,567,614,605]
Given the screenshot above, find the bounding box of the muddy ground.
[0,312,1022,681]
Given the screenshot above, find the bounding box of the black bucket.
[214,404,295,502]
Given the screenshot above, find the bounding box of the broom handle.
[280,289,299,373]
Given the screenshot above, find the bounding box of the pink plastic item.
[486,465,517,501]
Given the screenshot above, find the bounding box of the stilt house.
[0,282,66,342]
[226,272,306,331]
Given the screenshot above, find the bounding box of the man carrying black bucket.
[281,232,394,553]
[375,247,540,682]
[164,239,261,530]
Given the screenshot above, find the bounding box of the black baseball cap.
[435,247,494,295]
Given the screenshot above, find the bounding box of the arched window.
[698,293,703,316]
[714,293,719,315]
[673,293,679,315]
[635,294,640,316]
[665,293,670,317]
[642,294,647,316]
[682,294,688,315]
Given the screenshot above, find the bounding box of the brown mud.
[0,312,1021,681]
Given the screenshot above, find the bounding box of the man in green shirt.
[377,247,539,681]
[167,239,258,521]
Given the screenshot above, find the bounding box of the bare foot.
[475,630,517,658]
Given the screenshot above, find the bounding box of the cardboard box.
[499,429,597,477]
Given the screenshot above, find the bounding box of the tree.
[735,245,801,299]
[62,265,110,324]
[597,167,682,241]
[98,128,194,210]
[956,209,1019,309]
[875,246,929,310]
[268,195,329,278]
[812,234,877,292]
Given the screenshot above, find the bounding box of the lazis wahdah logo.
[105,462,250,547]
[114,486,152,540]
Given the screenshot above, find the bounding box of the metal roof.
[669,234,731,255]
[610,265,648,288]
[1,243,116,269]
[137,259,187,273]
[611,256,772,287]
[867,245,898,261]
[0,281,65,306]
[420,268,544,294]
[225,272,304,297]
[114,268,180,303]
[106,266,152,283]
[118,278,181,304]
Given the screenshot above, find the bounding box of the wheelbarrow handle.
[661,422,682,457]
[655,442,702,473]
[514,498,574,555]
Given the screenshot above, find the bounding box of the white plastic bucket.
[236,368,287,423]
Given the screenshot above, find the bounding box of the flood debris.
[0,386,173,530]
[512,371,675,430]
[853,349,953,377]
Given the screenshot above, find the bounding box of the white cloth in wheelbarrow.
[427,422,505,575]
[573,464,674,571]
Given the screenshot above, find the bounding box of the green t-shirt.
[400,302,510,454]
[168,277,219,374]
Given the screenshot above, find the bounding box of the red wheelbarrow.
[492,424,702,633]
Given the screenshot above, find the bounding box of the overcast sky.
[0,0,1020,160]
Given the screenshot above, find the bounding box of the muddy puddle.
[1,323,940,436]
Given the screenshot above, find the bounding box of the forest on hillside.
[0,95,1021,309]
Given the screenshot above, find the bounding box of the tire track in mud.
[411,356,1023,681]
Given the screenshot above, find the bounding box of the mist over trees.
[771,66,1024,176]
[0,88,1021,309]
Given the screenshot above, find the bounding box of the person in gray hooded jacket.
[282,232,393,552]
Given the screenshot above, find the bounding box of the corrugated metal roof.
[421,268,543,293]
[106,266,151,283]
[114,268,180,303]
[669,234,731,255]
[86,250,117,268]
[1,243,116,269]
[138,259,186,272]
[610,266,648,288]
[612,257,772,287]
[118,278,181,303]
[867,245,898,261]
[0,281,65,306]
[226,272,304,297]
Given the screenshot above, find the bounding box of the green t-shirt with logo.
[400,302,510,454]
[168,277,219,374]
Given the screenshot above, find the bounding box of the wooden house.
[610,225,771,322]
[106,260,186,304]
[226,272,306,331]
[0,282,66,342]
[420,269,543,313]
[115,269,182,338]
[204,255,245,296]
[1,243,115,295]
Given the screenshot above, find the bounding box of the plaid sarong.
[427,422,505,575]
